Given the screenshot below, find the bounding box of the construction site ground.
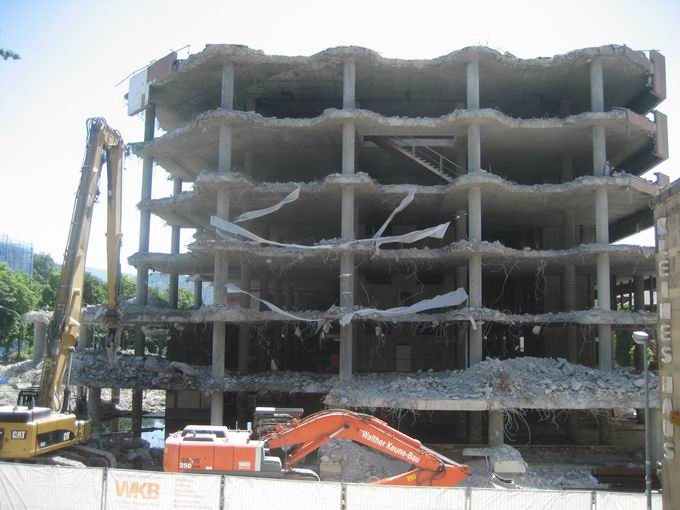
[0,359,647,490]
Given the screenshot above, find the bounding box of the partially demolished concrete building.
[101,45,669,446]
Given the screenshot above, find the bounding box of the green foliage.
[120,275,137,301]
[83,272,107,305]
[615,329,634,367]
[0,262,38,358]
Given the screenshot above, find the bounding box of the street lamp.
[633,330,651,510]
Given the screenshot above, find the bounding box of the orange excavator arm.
[263,410,469,487]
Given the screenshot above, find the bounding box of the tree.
[0,263,39,358]
[83,272,107,305]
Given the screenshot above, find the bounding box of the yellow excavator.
[0,118,124,465]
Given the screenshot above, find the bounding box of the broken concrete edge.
[153,44,653,89]
[138,171,659,212]
[127,242,655,279]
[81,303,655,327]
[70,350,659,411]
[128,108,654,158]
[23,310,52,324]
[463,445,527,474]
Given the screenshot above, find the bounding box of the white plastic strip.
[372,186,416,239]
[346,483,466,510]
[226,283,322,326]
[211,215,449,251]
[234,187,300,223]
[222,476,341,510]
[105,468,220,510]
[470,488,591,510]
[0,462,104,510]
[340,288,468,326]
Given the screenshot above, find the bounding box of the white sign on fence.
[223,476,342,510]
[346,483,466,510]
[0,462,104,510]
[105,468,221,510]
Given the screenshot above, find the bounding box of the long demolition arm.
[36,118,124,412]
[263,410,469,486]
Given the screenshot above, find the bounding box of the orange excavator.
[164,409,469,487]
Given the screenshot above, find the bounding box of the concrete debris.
[464,445,527,474]
[325,357,659,411]
[319,439,410,483]
[66,351,660,412]
[71,349,335,393]
[23,310,52,324]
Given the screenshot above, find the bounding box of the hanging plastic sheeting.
[222,476,342,510]
[345,483,466,510]
[469,488,592,510]
[211,215,449,252]
[226,283,323,330]
[0,462,104,510]
[233,187,301,223]
[339,288,469,327]
[371,186,416,239]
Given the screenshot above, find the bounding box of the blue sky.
[0,0,678,273]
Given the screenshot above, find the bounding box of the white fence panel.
[471,488,592,510]
[223,476,342,510]
[105,468,221,510]
[346,483,466,510]
[595,491,662,510]
[0,462,104,510]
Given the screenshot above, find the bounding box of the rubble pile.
[72,350,334,394]
[319,439,409,483]
[326,357,658,410]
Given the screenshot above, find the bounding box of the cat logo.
[11,430,27,440]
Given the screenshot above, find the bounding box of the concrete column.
[595,187,612,370]
[560,155,574,183]
[466,60,480,110]
[634,276,645,311]
[488,410,504,446]
[168,178,182,308]
[211,62,235,425]
[193,280,203,308]
[563,210,578,362]
[590,58,604,113]
[32,321,46,362]
[244,152,254,177]
[238,261,251,374]
[467,124,481,173]
[132,103,156,437]
[339,115,355,381]
[340,186,355,381]
[468,187,482,366]
[455,209,468,369]
[343,60,356,109]
[593,126,607,176]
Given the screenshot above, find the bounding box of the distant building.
[0,234,33,276]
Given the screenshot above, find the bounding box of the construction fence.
[0,462,662,510]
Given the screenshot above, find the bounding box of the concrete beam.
[342,122,355,174]
[593,126,607,176]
